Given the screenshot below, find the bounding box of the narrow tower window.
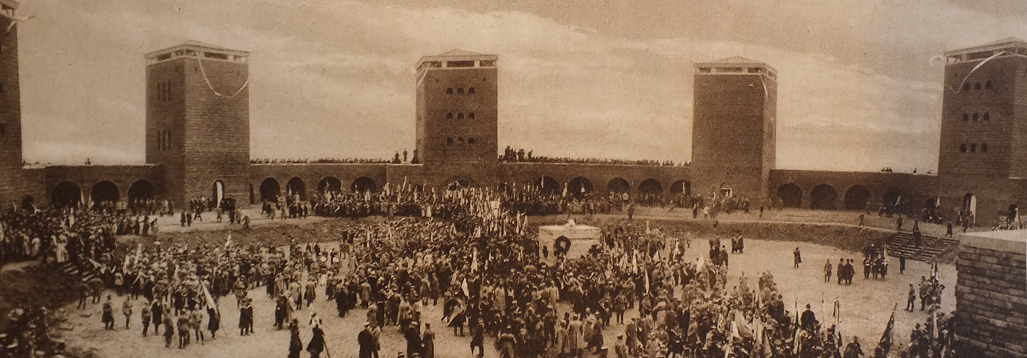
[962,114,968,121]
[981,143,988,152]
[446,88,453,95]
[960,144,967,153]
[446,113,453,119]
[468,87,475,94]
[457,113,464,119]
[983,112,990,121]
[985,81,993,89]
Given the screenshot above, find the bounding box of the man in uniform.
[906,284,917,311]
[793,247,802,268]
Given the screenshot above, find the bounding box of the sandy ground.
[57,235,955,358]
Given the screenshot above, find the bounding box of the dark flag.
[877,304,897,355]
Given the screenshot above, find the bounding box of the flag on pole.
[471,248,479,272]
[878,304,896,355]
[644,269,650,294]
[202,283,220,320]
[931,307,938,340]
[134,243,143,265]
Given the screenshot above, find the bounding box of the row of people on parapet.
[250,158,392,164]
[880,167,934,175]
[500,146,684,166]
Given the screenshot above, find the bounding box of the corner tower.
[936,38,1027,221]
[414,50,498,186]
[691,57,777,201]
[0,0,25,207]
[144,41,250,207]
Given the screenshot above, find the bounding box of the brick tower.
[936,38,1027,222]
[691,57,777,201]
[144,41,250,207]
[0,1,25,208]
[414,50,499,187]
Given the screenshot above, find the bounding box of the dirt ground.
[56,213,956,358]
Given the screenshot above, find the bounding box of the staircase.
[886,232,960,264]
[56,260,100,282]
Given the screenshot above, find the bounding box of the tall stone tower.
[414,50,499,187]
[144,41,250,207]
[0,1,25,208]
[691,57,777,201]
[936,38,1027,222]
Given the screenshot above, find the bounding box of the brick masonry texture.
[954,242,1027,358]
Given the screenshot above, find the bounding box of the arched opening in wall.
[286,177,306,201]
[316,177,342,194]
[719,183,734,198]
[567,177,593,198]
[776,183,802,208]
[883,187,902,207]
[963,193,977,222]
[51,182,82,207]
[843,185,871,210]
[533,176,560,195]
[924,197,939,210]
[351,177,377,193]
[670,180,691,196]
[90,181,120,207]
[810,184,837,210]
[260,178,281,202]
[638,179,662,195]
[447,180,470,191]
[212,181,225,206]
[20,196,34,211]
[128,180,156,208]
[607,178,630,195]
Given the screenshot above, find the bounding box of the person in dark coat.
[358,323,376,358]
[800,304,818,331]
[306,320,326,358]
[289,323,303,358]
[239,299,253,336]
[404,322,421,358]
[421,323,435,358]
[207,307,220,339]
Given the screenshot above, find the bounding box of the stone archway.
[51,182,82,207]
[777,183,802,208]
[317,177,342,194]
[286,177,306,201]
[567,177,593,198]
[843,185,871,210]
[638,179,663,195]
[128,180,156,204]
[811,184,837,210]
[670,180,691,196]
[260,178,281,202]
[607,178,630,194]
[351,177,377,193]
[533,176,560,195]
[90,181,120,207]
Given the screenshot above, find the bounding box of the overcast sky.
[13,0,1027,171]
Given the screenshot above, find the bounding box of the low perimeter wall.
[954,230,1026,357]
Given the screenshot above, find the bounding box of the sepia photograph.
[0,0,1024,357]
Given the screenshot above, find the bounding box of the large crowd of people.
[0,183,965,358]
[500,147,682,166]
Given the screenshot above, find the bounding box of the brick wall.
[0,16,24,208]
[417,67,498,166]
[692,73,775,200]
[954,233,1027,357]
[181,56,250,205]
